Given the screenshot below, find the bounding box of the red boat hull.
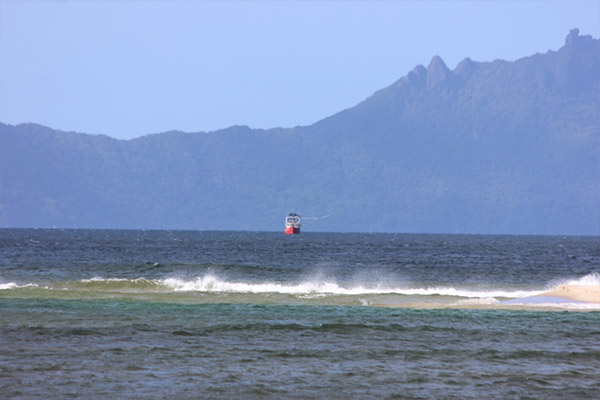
[285,226,300,235]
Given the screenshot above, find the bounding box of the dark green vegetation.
[1,30,598,234]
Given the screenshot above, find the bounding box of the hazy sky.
[1,1,598,140]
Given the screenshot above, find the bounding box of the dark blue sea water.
[1,229,599,399]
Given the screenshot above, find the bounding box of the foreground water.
[1,229,599,398]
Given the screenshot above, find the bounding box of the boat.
[284,213,301,234]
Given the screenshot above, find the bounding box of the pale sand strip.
[537,285,600,303]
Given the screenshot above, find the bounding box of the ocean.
[1,229,599,399]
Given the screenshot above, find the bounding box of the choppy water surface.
[1,229,599,399]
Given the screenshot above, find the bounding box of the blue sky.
[1,0,598,140]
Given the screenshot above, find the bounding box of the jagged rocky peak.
[454,57,478,78]
[565,28,595,48]
[426,55,452,87]
[396,64,427,87]
[566,28,580,45]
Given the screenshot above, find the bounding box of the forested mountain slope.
[1,29,598,234]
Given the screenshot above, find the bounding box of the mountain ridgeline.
[1,30,599,234]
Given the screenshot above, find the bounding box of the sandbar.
[539,284,600,303]
[501,285,600,305]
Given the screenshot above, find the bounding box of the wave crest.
[159,275,539,299]
[3,273,598,301]
[564,272,600,286]
[66,277,165,292]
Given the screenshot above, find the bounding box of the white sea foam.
[80,277,159,283]
[541,272,600,292]
[0,282,38,290]
[159,274,542,299]
[456,297,501,306]
[563,272,600,286]
[0,282,18,290]
[80,277,158,284]
[161,275,362,295]
[6,273,595,301]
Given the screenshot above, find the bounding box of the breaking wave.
[2,273,598,310]
[160,275,540,298]
[0,275,543,299]
[562,272,600,286]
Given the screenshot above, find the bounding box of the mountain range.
[1,29,599,234]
